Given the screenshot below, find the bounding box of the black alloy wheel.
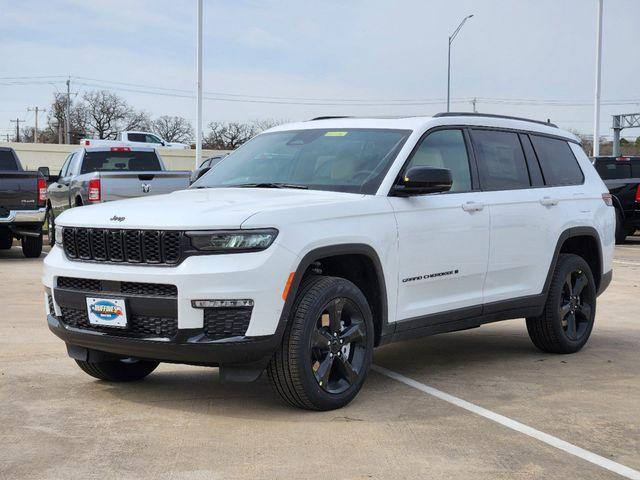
[310,297,367,394]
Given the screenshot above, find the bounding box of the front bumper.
[0,207,46,224]
[47,314,281,366]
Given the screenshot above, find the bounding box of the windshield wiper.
[228,183,308,190]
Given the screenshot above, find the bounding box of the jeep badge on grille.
[141,183,151,193]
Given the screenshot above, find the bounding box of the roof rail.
[434,112,558,128]
[309,116,352,121]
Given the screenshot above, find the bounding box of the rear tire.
[615,209,627,244]
[267,276,374,410]
[75,358,159,382]
[0,230,12,250]
[21,234,43,258]
[526,254,596,354]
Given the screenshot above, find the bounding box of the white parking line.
[613,260,640,267]
[372,365,640,480]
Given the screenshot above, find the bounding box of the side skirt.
[379,294,545,345]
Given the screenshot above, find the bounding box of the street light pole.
[195,0,203,169]
[447,14,474,112]
[593,0,603,156]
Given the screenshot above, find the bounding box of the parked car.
[80,131,190,150]
[190,154,227,184]
[44,113,614,410]
[592,155,639,243]
[0,147,48,257]
[46,146,191,245]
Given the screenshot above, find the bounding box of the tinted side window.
[0,150,18,170]
[595,160,631,180]
[530,135,584,186]
[59,154,72,177]
[471,129,530,191]
[405,129,472,193]
[128,133,146,143]
[146,134,162,144]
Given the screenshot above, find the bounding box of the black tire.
[526,254,596,354]
[21,234,43,258]
[75,358,159,382]
[0,230,12,250]
[614,209,627,244]
[267,276,374,411]
[46,207,55,247]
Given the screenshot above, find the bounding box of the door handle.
[462,201,484,212]
[540,196,559,206]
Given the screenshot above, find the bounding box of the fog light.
[191,299,254,308]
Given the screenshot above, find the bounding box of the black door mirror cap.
[391,166,453,196]
[37,166,50,179]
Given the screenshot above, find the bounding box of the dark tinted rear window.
[530,135,584,186]
[0,150,18,170]
[471,129,530,191]
[594,160,632,180]
[80,151,161,174]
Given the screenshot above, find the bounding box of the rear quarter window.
[530,135,584,186]
[471,129,531,191]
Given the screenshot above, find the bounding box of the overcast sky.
[1,0,639,140]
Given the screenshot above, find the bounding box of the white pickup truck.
[80,131,191,150]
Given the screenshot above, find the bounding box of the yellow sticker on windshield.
[324,131,348,137]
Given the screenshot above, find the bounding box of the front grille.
[203,307,252,340]
[62,228,183,265]
[57,276,177,297]
[60,307,178,339]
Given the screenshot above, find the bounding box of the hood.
[57,187,363,230]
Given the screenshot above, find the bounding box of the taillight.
[602,193,613,206]
[110,146,131,152]
[616,156,630,162]
[83,140,90,146]
[88,178,101,202]
[37,177,47,206]
[635,185,640,203]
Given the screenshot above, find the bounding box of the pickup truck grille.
[62,228,183,265]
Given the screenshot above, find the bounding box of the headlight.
[187,229,278,253]
[55,225,64,246]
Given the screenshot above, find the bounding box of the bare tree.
[80,90,149,139]
[204,122,257,149]
[152,115,193,143]
[252,118,287,133]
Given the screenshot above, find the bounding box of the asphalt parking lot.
[1,239,639,480]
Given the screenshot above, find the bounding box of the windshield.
[81,151,162,173]
[193,128,411,194]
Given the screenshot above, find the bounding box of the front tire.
[526,254,596,354]
[615,209,627,244]
[21,234,43,258]
[0,230,12,250]
[75,358,159,382]
[268,276,374,410]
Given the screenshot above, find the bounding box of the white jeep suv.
[43,113,615,410]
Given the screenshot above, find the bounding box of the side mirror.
[391,166,452,196]
[38,166,50,180]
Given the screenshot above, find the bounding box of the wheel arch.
[545,227,603,296]
[278,244,390,347]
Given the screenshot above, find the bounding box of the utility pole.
[27,107,46,143]
[10,118,25,142]
[65,77,72,144]
[593,0,603,156]
[195,0,203,168]
[471,97,478,113]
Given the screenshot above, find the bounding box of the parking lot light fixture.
[447,14,474,112]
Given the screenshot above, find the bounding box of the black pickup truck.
[593,156,640,244]
[0,147,49,257]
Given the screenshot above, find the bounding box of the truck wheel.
[21,234,43,258]
[526,254,596,354]
[614,209,627,244]
[267,276,374,410]
[46,208,55,246]
[0,230,12,250]
[75,358,159,382]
